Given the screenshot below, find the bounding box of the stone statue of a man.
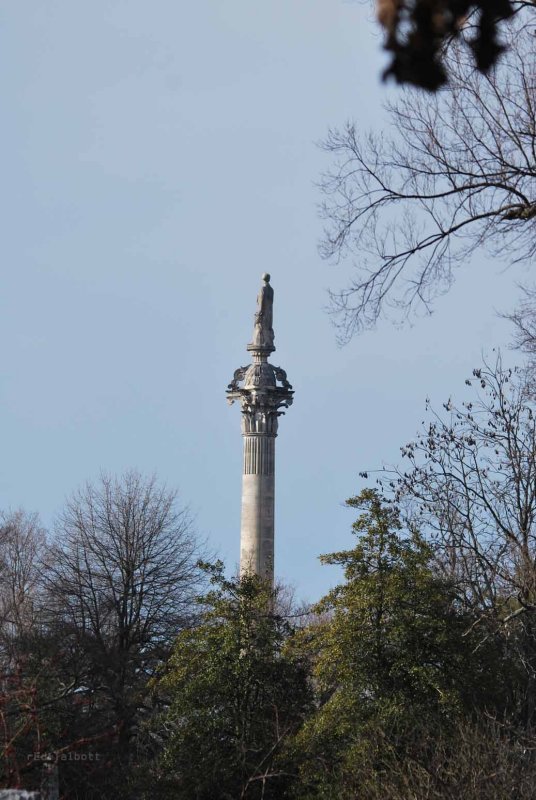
[251,273,274,349]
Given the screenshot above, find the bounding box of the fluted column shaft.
[240,432,276,583]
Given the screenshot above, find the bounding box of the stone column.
[227,275,293,587]
[240,432,275,581]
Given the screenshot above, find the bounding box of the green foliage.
[2,485,528,799]
[291,489,505,799]
[152,563,312,800]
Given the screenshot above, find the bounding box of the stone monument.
[227,274,293,586]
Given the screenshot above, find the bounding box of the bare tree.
[44,471,204,765]
[374,359,536,723]
[320,18,536,341]
[344,714,536,799]
[0,510,47,664]
[0,511,45,789]
[503,283,536,394]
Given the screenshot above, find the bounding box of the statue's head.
[262,272,271,283]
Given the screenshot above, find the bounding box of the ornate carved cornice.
[227,362,293,436]
[227,275,293,437]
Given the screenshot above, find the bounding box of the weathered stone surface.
[250,273,275,351]
[227,275,293,586]
[240,472,275,579]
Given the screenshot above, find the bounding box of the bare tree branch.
[374,358,536,721]
[43,470,205,757]
[320,19,536,340]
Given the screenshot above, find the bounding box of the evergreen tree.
[152,564,311,800]
[293,489,504,799]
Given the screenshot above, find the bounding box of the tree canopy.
[153,566,311,800]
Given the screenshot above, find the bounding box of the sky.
[0,1,528,602]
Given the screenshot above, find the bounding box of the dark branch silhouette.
[320,19,536,340]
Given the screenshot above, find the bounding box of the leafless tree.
[351,714,536,799]
[0,510,47,664]
[503,283,536,395]
[374,358,536,722]
[320,17,536,341]
[43,471,204,760]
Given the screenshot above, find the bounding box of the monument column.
[227,274,293,586]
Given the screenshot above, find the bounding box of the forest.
[3,356,536,799]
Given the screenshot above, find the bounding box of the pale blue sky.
[0,1,526,601]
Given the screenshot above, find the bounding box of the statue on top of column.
[251,273,274,350]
